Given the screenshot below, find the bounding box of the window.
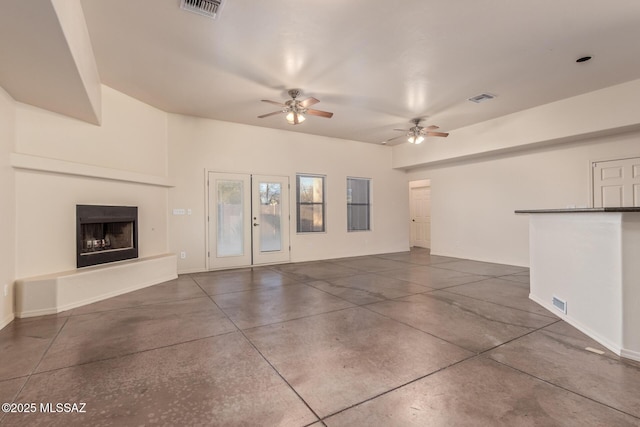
[296,174,325,232]
[347,177,370,231]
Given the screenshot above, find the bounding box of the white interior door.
[593,157,640,207]
[252,175,290,265]
[410,185,431,248]
[208,172,290,269]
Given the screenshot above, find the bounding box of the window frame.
[346,177,371,232]
[296,174,326,233]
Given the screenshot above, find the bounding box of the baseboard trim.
[620,348,640,362]
[0,312,15,330]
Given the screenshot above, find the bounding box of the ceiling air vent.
[180,0,224,19]
[468,93,496,103]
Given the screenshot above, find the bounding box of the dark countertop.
[515,207,640,214]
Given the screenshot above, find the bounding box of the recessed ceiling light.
[576,56,592,63]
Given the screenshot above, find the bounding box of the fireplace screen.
[80,222,134,254]
[76,205,138,268]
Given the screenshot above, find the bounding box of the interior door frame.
[590,155,640,208]
[206,171,252,270]
[205,170,291,270]
[252,174,291,265]
[409,179,431,248]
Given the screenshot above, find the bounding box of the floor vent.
[552,296,567,314]
[180,0,224,19]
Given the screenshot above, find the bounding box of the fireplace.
[76,205,138,268]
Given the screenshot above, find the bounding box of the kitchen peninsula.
[515,207,640,361]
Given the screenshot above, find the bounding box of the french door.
[208,172,290,269]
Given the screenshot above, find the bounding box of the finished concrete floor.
[1,248,639,426]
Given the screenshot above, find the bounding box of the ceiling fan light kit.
[258,89,333,125]
[408,135,424,144]
[383,118,449,145]
[285,111,305,125]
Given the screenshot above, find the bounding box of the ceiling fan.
[258,89,334,125]
[383,118,449,145]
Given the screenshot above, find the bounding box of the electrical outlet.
[180,251,187,259]
[3,284,8,297]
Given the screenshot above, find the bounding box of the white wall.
[15,86,167,176]
[0,87,16,328]
[408,131,640,266]
[13,85,170,279]
[168,114,409,274]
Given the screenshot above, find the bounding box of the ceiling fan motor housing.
[409,125,423,136]
[288,89,302,99]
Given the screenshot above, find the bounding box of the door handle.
[253,223,260,226]
[412,219,415,222]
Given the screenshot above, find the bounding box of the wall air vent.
[552,296,567,314]
[468,93,496,103]
[180,0,224,19]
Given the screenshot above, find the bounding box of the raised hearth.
[15,254,178,318]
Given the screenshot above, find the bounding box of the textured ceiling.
[4,0,640,145]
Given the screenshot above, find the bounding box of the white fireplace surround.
[10,152,177,318]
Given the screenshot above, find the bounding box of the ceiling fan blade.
[426,125,440,130]
[426,131,449,137]
[299,97,320,108]
[382,135,406,144]
[257,111,283,118]
[306,109,334,118]
[392,128,409,132]
[261,100,287,107]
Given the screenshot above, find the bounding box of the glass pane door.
[208,172,289,269]
[258,182,282,252]
[217,180,244,256]
[252,175,290,265]
[208,172,251,269]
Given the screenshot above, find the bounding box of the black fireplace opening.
[76,205,138,268]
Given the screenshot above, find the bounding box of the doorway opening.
[207,172,290,270]
[409,179,431,249]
